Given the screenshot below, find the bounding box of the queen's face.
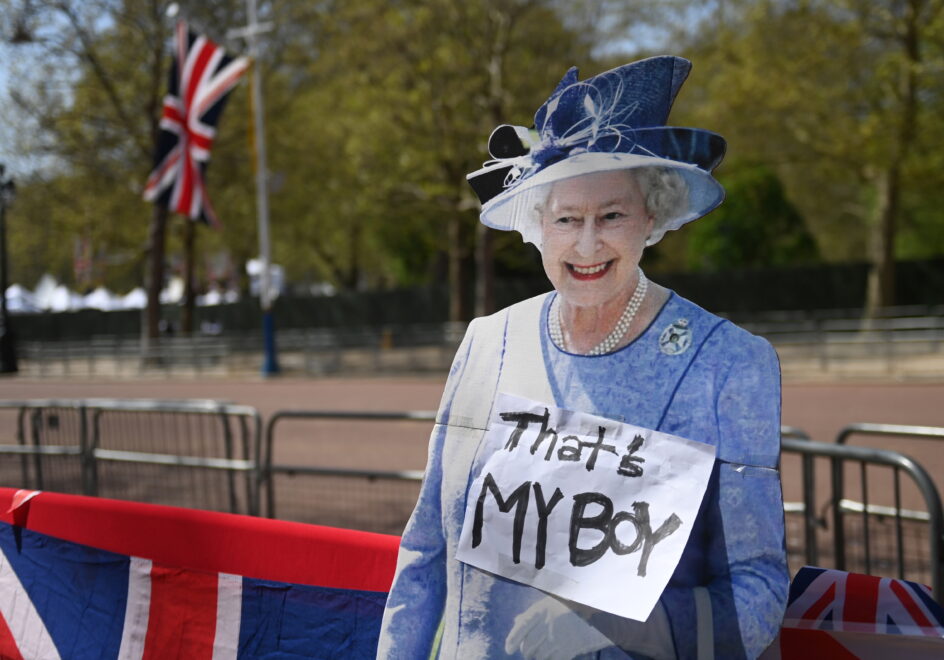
[540,170,654,310]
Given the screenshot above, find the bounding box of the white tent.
[48,284,84,312]
[9,274,239,313]
[120,287,147,310]
[6,284,40,313]
[83,286,119,311]
[32,274,59,310]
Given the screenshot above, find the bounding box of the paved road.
[3,375,942,485]
[3,375,943,439]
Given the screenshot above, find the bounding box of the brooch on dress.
[659,319,692,355]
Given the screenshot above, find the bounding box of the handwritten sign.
[456,392,716,621]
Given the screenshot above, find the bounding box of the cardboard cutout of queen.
[378,56,789,659]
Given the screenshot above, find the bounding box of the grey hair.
[635,167,689,240]
[522,167,690,251]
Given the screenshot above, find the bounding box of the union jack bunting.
[143,21,248,227]
[760,566,944,659]
[0,489,395,659]
[783,566,944,637]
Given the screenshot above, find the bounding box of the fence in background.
[15,323,468,378]
[740,313,944,378]
[1,399,942,594]
[261,411,944,594]
[13,309,944,378]
[780,436,943,597]
[0,399,262,515]
[263,410,434,534]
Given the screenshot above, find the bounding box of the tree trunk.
[181,218,196,335]
[474,223,494,317]
[864,3,920,317]
[864,167,899,315]
[141,0,167,352]
[348,220,362,290]
[473,4,513,318]
[448,214,463,323]
[143,203,168,347]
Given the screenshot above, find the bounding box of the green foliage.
[5,0,944,305]
[686,164,818,271]
[673,0,944,272]
[5,0,593,295]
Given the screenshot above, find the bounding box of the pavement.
[2,374,943,480]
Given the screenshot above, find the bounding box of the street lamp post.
[229,0,279,376]
[0,165,18,374]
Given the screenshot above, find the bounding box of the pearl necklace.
[549,268,648,356]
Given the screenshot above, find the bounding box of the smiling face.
[539,170,654,310]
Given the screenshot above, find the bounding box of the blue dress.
[378,292,788,659]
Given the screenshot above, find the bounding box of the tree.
[669,0,944,312]
[3,0,619,326]
[4,0,257,335]
[5,0,176,340]
[265,0,594,319]
[686,163,818,270]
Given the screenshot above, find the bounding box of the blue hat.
[466,56,726,246]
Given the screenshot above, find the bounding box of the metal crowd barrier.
[14,313,944,379]
[745,314,944,374]
[3,398,941,594]
[837,422,944,447]
[779,426,817,571]
[260,413,944,592]
[781,435,943,597]
[262,410,435,534]
[0,399,262,515]
[17,323,469,378]
[17,337,230,378]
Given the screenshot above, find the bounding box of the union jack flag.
[0,489,395,659]
[760,566,944,659]
[143,21,248,227]
[784,566,944,637]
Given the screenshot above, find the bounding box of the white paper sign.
[456,392,716,621]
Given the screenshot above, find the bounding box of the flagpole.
[231,0,278,376]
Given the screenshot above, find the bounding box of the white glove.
[504,596,611,660]
[504,596,677,660]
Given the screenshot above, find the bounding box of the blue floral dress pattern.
[378,292,788,659]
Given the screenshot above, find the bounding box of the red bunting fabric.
[3,489,942,659]
[0,488,399,659]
